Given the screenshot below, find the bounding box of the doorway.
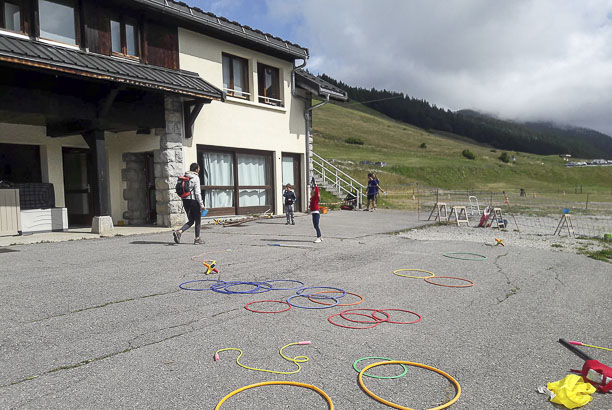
[282,154,301,212]
[62,148,93,226]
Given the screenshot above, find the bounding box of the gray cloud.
[267,0,612,135]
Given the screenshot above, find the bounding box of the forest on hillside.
[320,74,612,159]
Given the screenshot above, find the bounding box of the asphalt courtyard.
[1,210,610,409]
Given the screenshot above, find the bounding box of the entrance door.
[62,148,93,225]
[282,154,301,212]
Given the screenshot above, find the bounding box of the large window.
[0,143,42,183]
[222,53,250,99]
[1,0,22,33]
[257,63,281,106]
[38,0,77,45]
[199,147,273,215]
[111,17,139,58]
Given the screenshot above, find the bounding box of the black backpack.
[175,176,191,198]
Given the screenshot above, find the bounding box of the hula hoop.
[211,281,273,294]
[339,309,390,324]
[287,294,339,309]
[328,313,380,329]
[308,291,364,306]
[443,252,487,261]
[393,269,436,279]
[244,300,292,314]
[179,279,224,291]
[358,360,461,410]
[215,381,334,409]
[296,286,346,298]
[353,357,408,379]
[424,276,474,288]
[378,309,422,324]
[264,279,305,290]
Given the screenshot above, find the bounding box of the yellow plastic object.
[547,374,596,409]
[215,381,333,409]
[393,269,436,279]
[214,342,310,375]
[358,360,461,410]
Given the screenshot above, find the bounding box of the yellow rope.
[215,381,333,409]
[214,341,311,375]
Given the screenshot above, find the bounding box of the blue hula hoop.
[264,279,305,290]
[179,279,225,291]
[286,294,339,309]
[211,281,273,294]
[296,286,346,299]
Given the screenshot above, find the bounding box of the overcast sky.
[191,0,612,136]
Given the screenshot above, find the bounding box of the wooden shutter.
[82,2,110,55]
[144,21,179,70]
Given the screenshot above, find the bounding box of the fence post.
[417,183,420,221]
[586,193,589,210]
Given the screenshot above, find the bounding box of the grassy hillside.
[312,101,612,194]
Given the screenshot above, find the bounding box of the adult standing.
[365,173,377,211]
[173,163,205,245]
[372,172,385,209]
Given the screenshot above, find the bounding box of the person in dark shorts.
[372,172,385,209]
[365,173,377,211]
[173,163,205,245]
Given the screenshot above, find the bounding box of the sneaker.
[173,230,181,244]
[291,221,295,225]
[285,222,290,225]
[194,238,204,245]
[313,237,322,243]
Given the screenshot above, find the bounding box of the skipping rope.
[214,341,312,375]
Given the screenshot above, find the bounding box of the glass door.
[282,154,301,212]
[62,148,93,225]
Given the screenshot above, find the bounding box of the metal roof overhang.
[295,70,349,102]
[0,35,224,101]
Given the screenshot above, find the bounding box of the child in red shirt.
[310,179,322,243]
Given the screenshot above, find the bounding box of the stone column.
[121,152,148,225]
[154,95,186,227]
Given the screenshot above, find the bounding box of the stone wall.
[154,95,186,227]
[121,152,148,225]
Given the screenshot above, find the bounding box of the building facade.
[0,0,346,234]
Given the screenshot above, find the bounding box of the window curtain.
[282,157,295,186]
[238,154,269,207]
[202,152,234,208]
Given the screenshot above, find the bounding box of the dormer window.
[222,53,250,99]
[38,0,77,45]
[111,18,139,58]
[257,63,281,106]
[1,0,22,33]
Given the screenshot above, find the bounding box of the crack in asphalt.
[3,319,203,389]
[28,290,179,324]
[494,252,520,304]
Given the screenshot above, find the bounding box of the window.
[257,63,281,106]
[38,0,77,45]
[222,53,250,99]
[199,147,273,215]
[111,17,139,58]
[1,1,22,33]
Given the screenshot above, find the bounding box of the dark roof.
[133,0,308,60]
[0,35,223,101]
[295,70,349,101]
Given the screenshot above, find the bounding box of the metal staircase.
[312,152,365,209]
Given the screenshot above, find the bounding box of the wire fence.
[379,184,612,239]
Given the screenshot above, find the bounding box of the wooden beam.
[83,129,110,217]
[183,99,208,139]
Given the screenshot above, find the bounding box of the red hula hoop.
[378,309,423,324]
[244,300,292,313]
[340,309,390,324]
[423,276,474,288]
[328,313,380,329]
[308,290,364,306]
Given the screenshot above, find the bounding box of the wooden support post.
[83,129,110,217]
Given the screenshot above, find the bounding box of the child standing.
[283,184,296,225]
[310,179,322,243]
[372,172,385,209]
[365,173,377,211]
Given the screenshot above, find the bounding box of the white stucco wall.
[179,28,307,214]
[0,122,88,207]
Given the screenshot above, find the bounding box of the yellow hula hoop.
[358,361,461,410]
[215,381,334,409]
[393,269,436,279]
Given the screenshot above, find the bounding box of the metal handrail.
[312,152,365,209]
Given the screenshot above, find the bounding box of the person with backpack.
[173,163,205,245]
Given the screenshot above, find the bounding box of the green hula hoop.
[443,252,487,261]
[353,357,408,379]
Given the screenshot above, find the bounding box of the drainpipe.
[291,58,308,211]
[304,94,330,207]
